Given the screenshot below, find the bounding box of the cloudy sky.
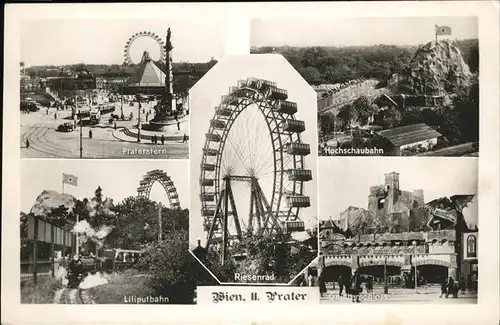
[318,157,478,227]
[21,160,189,214]
[21,19,225,66]
[251,16,478,47]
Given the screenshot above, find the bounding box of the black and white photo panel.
[316,157,478,304]
[251,17,479,157]
[189,55,319,285]
[20,159,221,305]
[20,19,225,159]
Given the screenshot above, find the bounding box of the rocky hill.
[398,40,472,95]
[30,190,77,217]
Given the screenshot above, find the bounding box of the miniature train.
[66,249,143,288]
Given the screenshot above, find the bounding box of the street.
[320,285,478,304]
[20,102,189,159]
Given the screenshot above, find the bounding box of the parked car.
[57,122,75,132]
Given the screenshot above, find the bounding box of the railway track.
[55,288,96,304]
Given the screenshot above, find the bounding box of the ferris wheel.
[137,169,181,209]
[123,31,166,65]
[199,77,312,264]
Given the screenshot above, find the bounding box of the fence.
[22,214,76,284]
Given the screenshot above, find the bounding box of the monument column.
[150,28,176,130]
[164,28,176,112]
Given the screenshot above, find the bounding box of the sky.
[251,16,478,47]
[21,160,189,213]
[21,19,225,66]
[188,54,318,247]
[318,157,478,227]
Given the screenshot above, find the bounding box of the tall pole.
[137,83,141,142]
[221,180,229,265]
[413,241,418,293]
[120,83,124,118]
[79,110,83,159]
[75,213,80,256]
[384,256,388,294]
[158,203,162,241]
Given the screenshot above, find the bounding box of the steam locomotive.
[66,249,143,288]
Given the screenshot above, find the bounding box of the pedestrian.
[368,276,373,293]
[150,135,155,144]
[26,138,30,148]
[338,275,344,297]
[319,273,327,297]
[89,129,92,139]
[161,135,165,145]
[177,121,180,131]
[114,121,117,130]
[471,272,477,292]
[308,274,314,287]
[446,277,454,298]
[351,271,361,303]
[182,133,187,143]
[459,276,466,294]
[439,279,447,298]
[54,112,57,120]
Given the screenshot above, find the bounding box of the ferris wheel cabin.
[286,195,311,208]
[274,100,298,115]
[215,106,232,117]
[201,163,216,172]
[287,168,313,182]
[210,119,226,129]
[201,204,216,216]
[284,142,311,156]
[200,178,215,186]
[200,192,215,202]
[265,87,288,101]
[283,119,306,133]
[205,133,222,142]
[282,220,306,233]
[202,148,218,157]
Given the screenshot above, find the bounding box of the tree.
[318,112,336,140]
[85,187,116,229]
[45,205,71,228]
[351,96,376,126]
[231,233,316,283]
[453,80,479,143]
[110,196,189,250]
[136,229,219,304]
[298,66,323,85]
[337,104,353,130]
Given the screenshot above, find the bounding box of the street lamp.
[137,83,141,143]
[384,256,388,294]
[78,110,83,159]
[412,240,418,293]
[120,83,124,119]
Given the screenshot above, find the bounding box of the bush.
[21,276,63,304]
[136,230,218,304]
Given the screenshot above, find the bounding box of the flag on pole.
[63,173,78,186]
[436,25,452,36]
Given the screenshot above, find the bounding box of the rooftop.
[377,123,442,147]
